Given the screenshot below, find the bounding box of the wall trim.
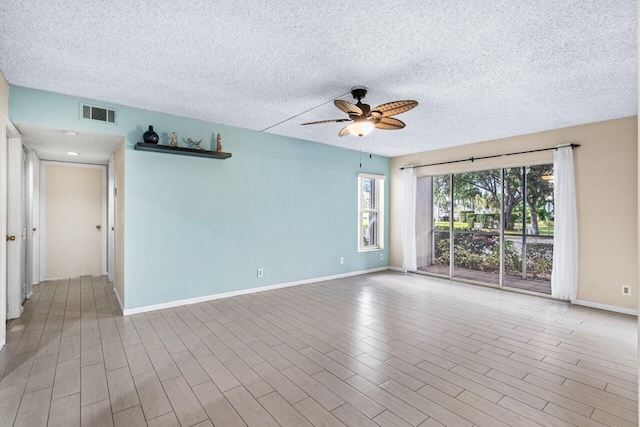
[113,286,124,313]
[571,299,637,316]
[122,266,390,316]
[389,266,405,272]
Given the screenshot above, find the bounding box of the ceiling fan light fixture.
[347,121,374,137]
[300,87,417,138]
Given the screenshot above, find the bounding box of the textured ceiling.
[0,1,636,157]
[17,123,123,165]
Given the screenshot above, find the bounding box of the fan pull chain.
[359,132,375,167]
[260,92,351,132]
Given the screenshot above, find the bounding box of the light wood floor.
[418,266,552,294]
[0,272,637,427]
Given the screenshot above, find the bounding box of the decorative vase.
[143,125,159,144]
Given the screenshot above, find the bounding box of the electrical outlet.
[339,257,344,265]
[379,253,384,261]
[622,285,631,296]
[257,268,264,278]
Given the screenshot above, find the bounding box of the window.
[358,173,385,251]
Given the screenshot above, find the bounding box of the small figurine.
[170,132,178,147]
[187,138,204,150]
[216,133,222,152]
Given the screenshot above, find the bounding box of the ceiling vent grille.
[81,103,117,124]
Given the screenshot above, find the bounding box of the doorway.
[41,162,107,279]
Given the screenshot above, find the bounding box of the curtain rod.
[399,143,580,170]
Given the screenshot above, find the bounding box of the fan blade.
[334,99,363,115]
[301,118,351,126]
[338,126,350,137]
[372,100,418,117]
[374,117,405,130]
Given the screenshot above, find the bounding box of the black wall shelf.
[134,142,232,159]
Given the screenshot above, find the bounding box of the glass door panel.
[503,167,526,289]
[419,175,450,275]
[452,170,501,285]
[524,164,554,294]
[503,164,554,294]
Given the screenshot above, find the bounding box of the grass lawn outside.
[434,221,555,236]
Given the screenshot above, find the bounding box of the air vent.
[81,103,117,124]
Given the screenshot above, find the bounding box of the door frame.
[39,161,108,280]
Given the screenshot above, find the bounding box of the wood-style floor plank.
[0,272,636,427]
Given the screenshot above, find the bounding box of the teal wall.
[9,86,389,309]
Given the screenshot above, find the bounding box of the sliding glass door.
[417,163,554,295]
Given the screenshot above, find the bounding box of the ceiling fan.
[301,87,418,137]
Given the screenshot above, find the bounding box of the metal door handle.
[96,225,101,231]
[6,235,15,241]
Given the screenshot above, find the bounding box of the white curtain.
[416,177,433,269]
[551,146,578,300]
[402,167,417,272]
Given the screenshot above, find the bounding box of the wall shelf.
[134,142,232,159]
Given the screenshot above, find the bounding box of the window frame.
[358,173,385,252]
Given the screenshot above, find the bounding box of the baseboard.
[26,291,33,300]
[571,299,637,316]
[389,266,405,272]
[122,266,390,316]
[113,287,124,313]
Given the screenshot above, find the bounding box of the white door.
[20,147,27,300]
[6,137,24,319]
[44,164,103,278]
[30,152,40,293]
[107,155,115,282]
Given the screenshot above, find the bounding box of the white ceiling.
[17,123,122,165]
[0,1,636,157]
